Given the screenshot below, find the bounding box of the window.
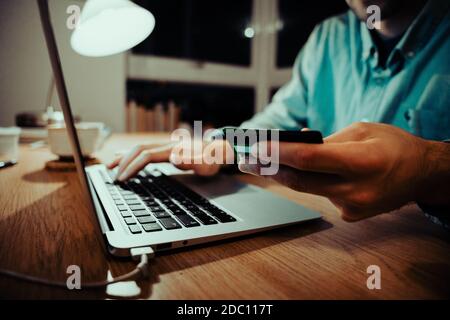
[133,0,253,66]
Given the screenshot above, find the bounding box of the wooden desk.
[0,134,449,299]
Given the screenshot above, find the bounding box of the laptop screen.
[38,0,98,215]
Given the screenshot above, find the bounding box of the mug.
[47,122,105,158]
[0,127,21,163]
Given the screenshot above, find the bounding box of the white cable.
[0,253,151,289]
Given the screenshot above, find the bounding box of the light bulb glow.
[244,27,255,38]
[71,6,155,57]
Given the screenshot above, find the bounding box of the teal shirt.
[242,0,450,141]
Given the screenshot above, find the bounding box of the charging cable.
[0,247,154,289]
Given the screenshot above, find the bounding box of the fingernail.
[250,144,258,157]
[238,163,260,175]
[116,171,128,182]
[250,141,268,158]
[169,152,182,165]
[238,156,259,175]
[114,171,122,182]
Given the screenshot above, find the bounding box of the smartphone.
[212,127,323,155]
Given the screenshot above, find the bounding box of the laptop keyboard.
[101,170,237,234]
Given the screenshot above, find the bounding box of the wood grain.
[0,134,449,299]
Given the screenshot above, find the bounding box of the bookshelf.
[126,100,181,133]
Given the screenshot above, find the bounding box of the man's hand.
[239,122,450,222]
[108,139,234,181]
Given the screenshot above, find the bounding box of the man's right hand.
[107,139,234,182]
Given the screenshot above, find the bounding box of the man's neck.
[376,0,427,40]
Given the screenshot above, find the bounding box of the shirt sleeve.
[240,25,323,130]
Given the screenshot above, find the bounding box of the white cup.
[47,122,105,158]
[0,127,21,163]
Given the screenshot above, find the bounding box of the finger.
[116,151,153,182]
[169,152,222,176]
[269,166,348,197]
[301,127,310,131]
[116,144,173,181]
[107,156,122,169]
[278,142,349,173]
[238,163,260,176]
[329,198,380,222]
[115,145,148,180]
[107,150,129,169]
[239,161,348,198]
[324,130,355,143]
[169,139,231,176]
[324,122,371,143]
[171,162,221,177]
[169,152,199,171]
[237,155,261,176]
[253,141,358,175]
[192,163,221,176]
[117,146,172,181]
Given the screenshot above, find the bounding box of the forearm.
[417,140,450,209]
[241,47,311,130]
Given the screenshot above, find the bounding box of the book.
[145,107,155,132]
[137,104,147,132]
[126,100,137,132]
[167,100,181,132]
[154,103,165,132]
[164,103,170,132]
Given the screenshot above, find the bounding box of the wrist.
[416,140,450,207]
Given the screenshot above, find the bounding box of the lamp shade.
[71,0,155,57]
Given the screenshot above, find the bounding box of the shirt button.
[407,51,415,58]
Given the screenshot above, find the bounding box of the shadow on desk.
[22,168,69,183]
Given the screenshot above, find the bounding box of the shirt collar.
[360,0,450,65]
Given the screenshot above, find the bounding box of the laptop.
[39,3,322,258]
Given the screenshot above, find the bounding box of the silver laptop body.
[86,163,321,256]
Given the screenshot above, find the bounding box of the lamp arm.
[45,76,55,109]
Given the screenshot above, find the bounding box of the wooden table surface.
[0,133,449,299]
